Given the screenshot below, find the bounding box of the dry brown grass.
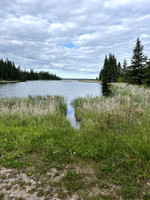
[0,96,59,116]
[80,83,150,114]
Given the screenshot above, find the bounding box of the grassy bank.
[0,96,70,169]
[0,84,150,199]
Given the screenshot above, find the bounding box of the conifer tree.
[0,58,61,81]
[99,54,118,84]
[117,62,122,77]
[130,37,147,84]
[122,59,127,70]
[122,59,129,82]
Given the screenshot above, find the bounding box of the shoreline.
[0,81,19,84]
[0,80,101,84]
[77,79,101,83]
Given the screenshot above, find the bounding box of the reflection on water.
[102,84,113,96]
[67,103,81,130]
[0,80,103,129]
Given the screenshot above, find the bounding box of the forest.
[0,58,61,81]
[99,37,150,85]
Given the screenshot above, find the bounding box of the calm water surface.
[0,81,102,129]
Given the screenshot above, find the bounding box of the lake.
[0,80,103,129]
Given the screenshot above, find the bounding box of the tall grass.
[0,95,67,116]
[74,83,150,116]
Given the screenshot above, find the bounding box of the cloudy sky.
[0,0,150,78]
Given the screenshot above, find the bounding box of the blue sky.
[0,0,150,78]
[60,43,77,49]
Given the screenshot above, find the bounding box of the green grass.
[0,85,150,199]
[0,96,72,169]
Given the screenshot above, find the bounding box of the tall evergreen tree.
[101,55,108,84]
[130,37,147,84]
[122,59,127,71]
[122,59,129,82]
[111,54,118,82]
[117,62,122,77]
[99,54,118,84]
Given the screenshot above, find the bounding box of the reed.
[0,96,66,116]
[73,83,150,120]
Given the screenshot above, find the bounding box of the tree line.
[0,58,61,81]
[99,37,150,85]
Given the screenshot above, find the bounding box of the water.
[0,80,102,129]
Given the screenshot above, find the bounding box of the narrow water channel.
[66,98,81,129]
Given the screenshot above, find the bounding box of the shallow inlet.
[66,83,113,129]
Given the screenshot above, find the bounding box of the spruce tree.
[112,54,118,82]
[122,59,127,70]
[117,62,122,76]
[130,37,147,84]
[122,59,128,82]
[99,55,108,84]
[107,54,118,82]
[99,54,118,84]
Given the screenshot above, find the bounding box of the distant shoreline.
[78,80,101,83]
[0,80,102,84]
[0,81,19,84]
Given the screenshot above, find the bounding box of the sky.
[0,0,150,79]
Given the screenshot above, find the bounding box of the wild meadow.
[0,84,150,200]
[73,83,150,199]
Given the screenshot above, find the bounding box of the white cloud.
[0,0,150,78]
